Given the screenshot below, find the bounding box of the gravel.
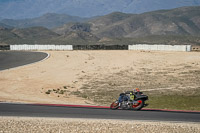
[0,117,200,133]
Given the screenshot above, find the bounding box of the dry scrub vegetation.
[70,51,200,110]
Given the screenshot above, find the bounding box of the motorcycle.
[110,89,148,110]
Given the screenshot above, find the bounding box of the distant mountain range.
[0,0,200,19]
[0,22,13,29]
[0,27,99,45]
[0,6,200,45]
[54,6,200,38]
[0,13,87,29]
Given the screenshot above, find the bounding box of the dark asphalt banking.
[0,103,200,122]
[0,51,48,70]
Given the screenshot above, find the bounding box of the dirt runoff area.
[0,50,200,105]
[0,116,200,133]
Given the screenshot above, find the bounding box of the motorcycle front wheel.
[110,101,119,110]
[132,99,144,110]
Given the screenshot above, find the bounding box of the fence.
[73,45,128,50]
[0,45,10,50]
[1,44,191,52]
[128,44,191,52]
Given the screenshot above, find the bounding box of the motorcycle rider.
[129,92,135,101]
[118,88,140,106]
[118,93,129,106]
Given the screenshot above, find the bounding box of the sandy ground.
[0,50,200,105]
[0,117,200,133]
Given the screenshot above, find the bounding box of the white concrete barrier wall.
[128,44,191,52]
[10,45,73,51]
[10,44,191,51]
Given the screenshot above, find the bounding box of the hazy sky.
[0,0,200,19]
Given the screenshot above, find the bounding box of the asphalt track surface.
[0,103,200,122]
[0,51,200,122]
[0,51,48,70]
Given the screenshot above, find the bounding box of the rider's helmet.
[136,88,140,92]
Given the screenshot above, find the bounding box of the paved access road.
[0,103,200,122]
[0,51,48,70]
